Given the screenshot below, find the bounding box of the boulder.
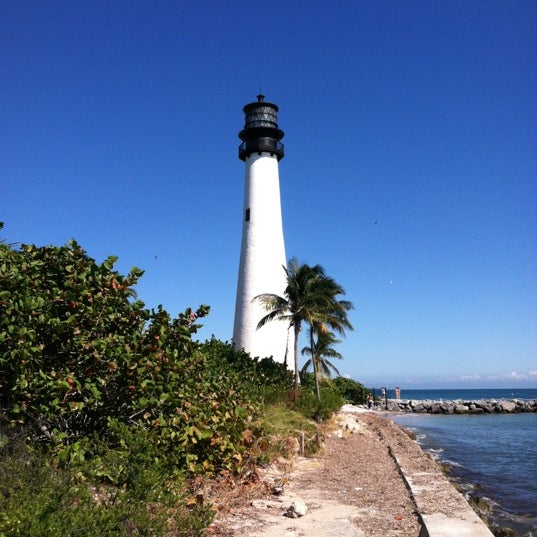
[468,406,485,414]
[499,401,516,413]
[422,401,433,412]
[475,401,493,413]
[285,499,308,518]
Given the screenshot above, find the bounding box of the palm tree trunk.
[293,323,300,390]
[310,329,321,401]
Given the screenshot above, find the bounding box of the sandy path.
[210,411,426,536]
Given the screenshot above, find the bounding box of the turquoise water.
[393,412,537,536]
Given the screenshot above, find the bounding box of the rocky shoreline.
[377,398,537,414]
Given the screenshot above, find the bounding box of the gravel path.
[210,410,433,536]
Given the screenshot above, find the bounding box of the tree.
[255,258,353,396]
[301,327,343,380]
[306,275,354,400]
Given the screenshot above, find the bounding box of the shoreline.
[384,406,536,537]
[211,408,495,536]
[343,407,497,536]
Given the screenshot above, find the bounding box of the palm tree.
[301,327,343,381]
[255,258,353,395]
[304,271,353,400]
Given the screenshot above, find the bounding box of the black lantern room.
[238,95,285,161]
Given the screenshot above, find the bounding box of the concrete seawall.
[378,398,537,414]
[343,407,497,536]
[341,407,496,536]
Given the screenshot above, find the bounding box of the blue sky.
[2,1,536,388]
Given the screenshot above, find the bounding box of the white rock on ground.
[285,498,308,518]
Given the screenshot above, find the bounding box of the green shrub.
[201,337,293,405]
[0,237,254,476]
[332,376,369,405]
[201,337,295,411]
[0,434,213,537]
[292,384,344,421]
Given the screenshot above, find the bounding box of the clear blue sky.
[2,1,536,389]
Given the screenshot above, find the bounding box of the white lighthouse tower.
[232,95,292,368]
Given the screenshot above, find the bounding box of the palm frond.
[254,258,354,392]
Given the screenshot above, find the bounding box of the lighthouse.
[232,95,292,368]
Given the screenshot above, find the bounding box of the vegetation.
[331,376,369,405]
[255,258,353,398]
[0,237,251,476]
[0,225,370,535]
[0,435,213,536]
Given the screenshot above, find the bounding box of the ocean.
[374,387,537,402]
[388,389,537,537]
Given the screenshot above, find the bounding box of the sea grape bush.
[331,376,368,405]
[201,336,294,403]
[0,240,147,437]
[0,234,254,475]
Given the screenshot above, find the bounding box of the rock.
[422,401,433,412]
[285,499,308,518]
[375,399,536,414]
[475,401,493,413]
[386,401,401,411]
[336,414,367,434]
[469,406,485,414]
[499,401,516,413]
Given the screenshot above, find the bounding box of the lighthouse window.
[245,107,278,128]
[245,208,250,221]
